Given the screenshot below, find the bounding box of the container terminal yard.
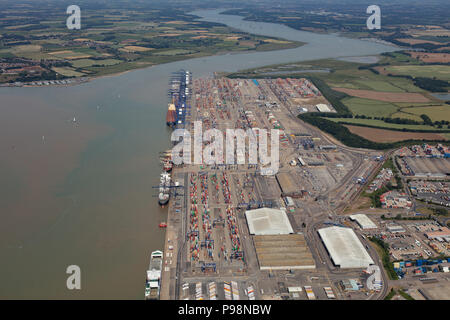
[155,71,449,300]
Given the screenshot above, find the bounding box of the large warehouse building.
[253,234,316,270]
[245,208,315,270]
[245,208,293,235]
[318,226,374,268]
[350,214,377,229]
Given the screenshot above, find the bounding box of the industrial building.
[318,226,374,268]
[315,103,331,113]
[425,227,450,242]
[350,214,377,229]
[245,207,293,235]
[403,157,450,178]
[319,145,337,150]
[387,224,406,233]
[253,234,316,270]
[340,279,362,291]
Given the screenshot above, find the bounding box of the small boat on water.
[145,250,163,300]
[159,222,167,228]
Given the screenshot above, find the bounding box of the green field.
[51,67,86,77]
[389,111,423,121]
[406,105,450,122]
[327,117,449,131]
[385,65,450,81]
[153,49,194,56]
[71,59,122,68]
[243,58,426,93]
[342,97,398,117]
[0,4,304,83]
[351,79,406,92]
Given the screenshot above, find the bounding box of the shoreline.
[1,8,400,90]
[0,44,303,88]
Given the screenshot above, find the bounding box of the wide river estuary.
[0,10,397,299]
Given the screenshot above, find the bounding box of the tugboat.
[145,250,163,300]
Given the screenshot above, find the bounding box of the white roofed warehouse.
[349,214,377,229]
[318,226,374,268]
[245,207,293,235]
[315,103,331,112]
[245,208,316,271]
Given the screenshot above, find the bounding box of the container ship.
[145,250,163,300]
[166,70,191,129]
[166,103,176,127]
[158,172,171,206]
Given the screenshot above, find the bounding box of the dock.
[158,75,383,300]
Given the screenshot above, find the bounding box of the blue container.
[400,261,405,267]
[416,260,423,266]
[252,79,259,86]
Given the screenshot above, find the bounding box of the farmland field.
[71,59,122,68]
[334,88,430,103]
[119,46,154,53]
[0,4,303,84]
[344,125,448,142]
[407,52,450,63]
[342,97,398,117]
[153,49,194,56]
[48,50,93,60]
[51,67,86,77]
[389,112,422,121]
[405,105,450,122]
[328,118,449,131]
[351,80,406,92]
[384,65,450,81]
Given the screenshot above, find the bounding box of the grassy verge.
[384,288,396,300]
[369,237,398,281]
[398,289,415,300]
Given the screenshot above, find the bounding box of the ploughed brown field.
[395,38,443,45]
[407,51,450,63]
[344,125,448,142]
[333,87,430,103]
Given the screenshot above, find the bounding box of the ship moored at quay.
[146,70,192,299]
[158,172,171,206]
[145,250,163,300]
[166,70,191,129]
[158,70,192,208]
